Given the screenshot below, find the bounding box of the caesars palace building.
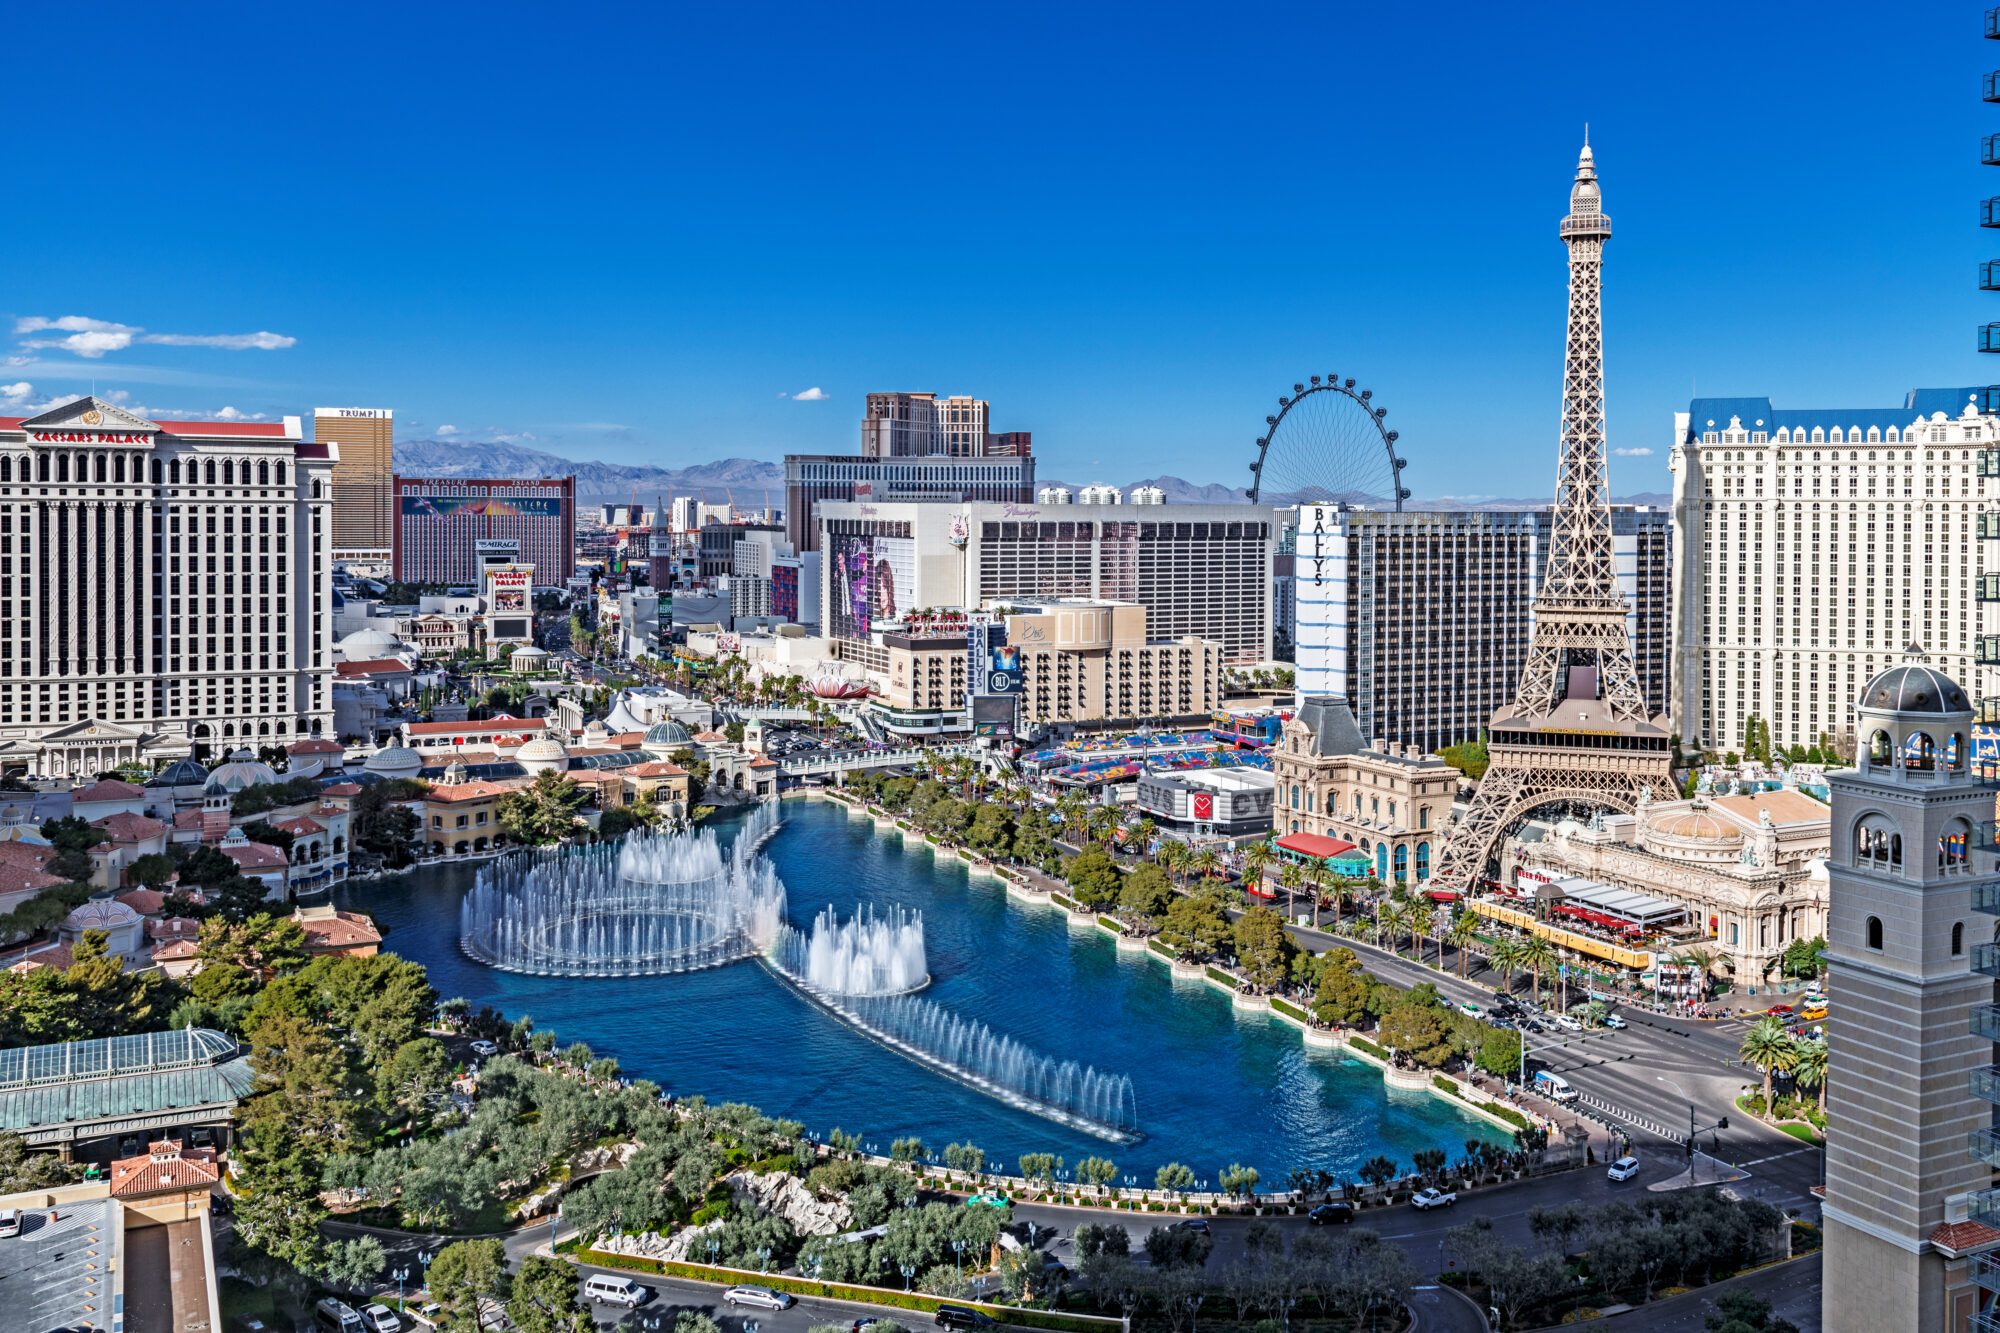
[0,397,337,777]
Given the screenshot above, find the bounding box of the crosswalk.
[1572,1089,1687,1144]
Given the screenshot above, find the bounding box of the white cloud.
[12,315,295,358]
[211,406,268,421]
[141,331,297,351]
[790,386,829,402]
[493,431,539,444]
[436,424,458,436]
[0,382,32,404]
[1613,447,1654,457]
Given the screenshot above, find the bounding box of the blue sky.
[2,1,1987,497]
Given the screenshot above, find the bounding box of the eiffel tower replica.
[1426,139,1673,895]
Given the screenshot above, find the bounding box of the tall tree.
[1739,1017,1799,1119]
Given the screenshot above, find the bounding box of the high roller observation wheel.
[1246,373,1411,507]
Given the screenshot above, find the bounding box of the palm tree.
[1449,912,1480,980]
[1190,845,1222,884]
[1055,791,1087,844]
[1792,1037,1829,1113]
[1277,860,1302,916]
[1740,1017,1800,1120]
[1088,804,1122,847]
[1519,934,1556,1006]
[1160,839,1190,889]
[1381,901,1411,958]
[1242,840,1277,893]
[1131,818,1159,862]
[1305,861,1331,930]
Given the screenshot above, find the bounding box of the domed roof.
[205,754,279,794]
[1859,657,1970,715]
[336,627,410,661]
[65,896,140,932]
[644,719,693,747]
[147,758,210,788]
[510,643,549,658]
[364,746,424,776]
[1648,806,1740,842]
[517,737,569,760]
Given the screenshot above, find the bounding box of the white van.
[584,1274,646,1308]
[1533,1070,1578,1102]
[315,1298,368,1333]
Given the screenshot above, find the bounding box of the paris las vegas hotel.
[1671,386,2000,755]
[0,396,335,777]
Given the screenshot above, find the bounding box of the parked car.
[724,1287,794,1311]
[1307,1203,1354,1225]
[934,1307,995,1330]
[1173,1218,1210,1233]
[0,1208,18,1238]
[965,1191,1009,1208]
[1410,1187,1457,1210]
[469,1040,499,1057]
[359,1304,403,1333]
[408,1303,444,1330]
[853,1321,905,1333]
[1607,1156,1642,1182]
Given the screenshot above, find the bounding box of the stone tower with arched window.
[1822,650,1995,1331]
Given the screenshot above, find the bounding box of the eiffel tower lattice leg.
[1427,768,1525,895]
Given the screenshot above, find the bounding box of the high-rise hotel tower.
[317,406,394,566]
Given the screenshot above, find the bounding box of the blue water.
[336,798,1507,1181]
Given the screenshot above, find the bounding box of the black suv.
[1308,1203,1354,1225]
[934,1308,995,1330]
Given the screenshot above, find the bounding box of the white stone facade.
[1668,389,1998,756]
[0,397,336,777]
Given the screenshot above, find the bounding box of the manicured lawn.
[1777,1121,1823,1144]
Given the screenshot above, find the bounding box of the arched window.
[0,457,9,482]
[1953,921,1965,956]
[1419,806,1430,830]
[1376,844,1389,880]
[258,459,269,485]
[204,459,216,485]
[56,455,68,482]
[1393,845,1408,881]
[1867,916,1884,950]
[273,460,285,486]
[169,458,180,484]
[222,459,233,485]
[1291,819,1299,833]
[1291,784,1301,809]
[1941,821,1970,868]
[36,453,47,481]
[150,458,162,483]
[312,479,323,498]
[93,453,106,482]
[1910,732,1937,771]
[1415,841,1430,878]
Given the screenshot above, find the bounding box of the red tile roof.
[116,888,168,917]
[155,419,289,436]
[91,811,166,843]
[631,762,689,778]
[269,816,325,836]
[74,779,147,803]
[222,841,288,872]
[146,916,200,943]
[151,938,199,961]
[336,659,412,678]
[292,907,382,952]
[109,1141,220,1197]
[6,942,73,974]
[1930,1220,2000,1256]
[322,783,363,797]
[426,780,525,802]
[288,738,347,755]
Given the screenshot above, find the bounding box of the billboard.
[986,644,1023,695]
[828,532,915,639]
[1192,791,1214,821]
[772,563,800,621]
[402,495,563,519]
[971,694,1016,737]
[487,566,533,614]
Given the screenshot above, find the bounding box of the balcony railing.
[1974,942,2000,980]
[1975,880,2000,915]
[1978,822,2000,855]
[1980,636,2000,666]
[1984,323,2000,353]
[1984,449,2000,476]
[1984,513,2000,539]
[1974,1005,2000,1043]
[1971,1186,2000,1230]
[1984,388,2000,417]
[1973,1127,2000,1166]
[1972,1249,2000,1292]
[1974,1064,2000,1103]
[1983,575,2000,604]
[1989,5,2000,38]
[1988,71,2000,103]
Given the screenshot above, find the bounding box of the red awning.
[1275,832,1358,859]
[1425,889,1459,902]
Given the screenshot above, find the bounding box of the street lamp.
[391,1266,411,1311]
[756,1245,772,1273]
[900,1262,918,1291]
[952,1239,968,1274]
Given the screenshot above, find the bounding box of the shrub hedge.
[1270,996,1309,1024]
[1204,965,1238,988]
[1349,1036,1389,1061]
[1147,940,1175,959]
[571,1249,1118,1332]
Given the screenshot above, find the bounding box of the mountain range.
[391,438,1668,512]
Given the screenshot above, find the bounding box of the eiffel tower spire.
[1425,140,1671,894]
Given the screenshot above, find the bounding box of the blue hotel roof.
[1683,388,1984,444]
